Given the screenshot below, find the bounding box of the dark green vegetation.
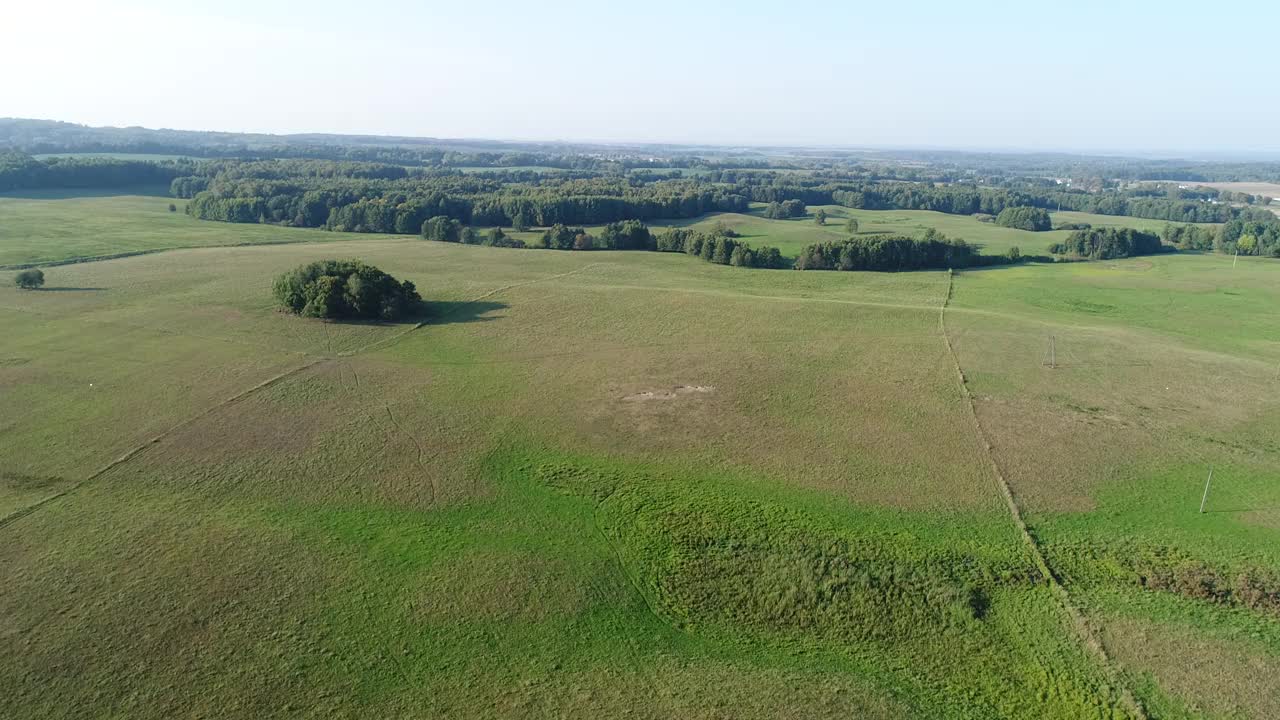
[13,268,44,288]
[0,151,184,191]
[996,206,1053,231]
[794,234,989,271]
[764,199,806,219]
[1049,228,1165,260]
[272,259,420,320]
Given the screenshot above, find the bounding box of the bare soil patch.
[621,385,714,401]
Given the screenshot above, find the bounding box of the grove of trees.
[272,260,420,320]
[1049,228,1164,260]
[794,233,996,271]
[995,206,1052,231]
[654,227,784,268]
[14,268,45,289]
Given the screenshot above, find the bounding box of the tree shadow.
[319,300,508,327]
[420,299,508,325]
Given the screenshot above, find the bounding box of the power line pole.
[1199,467,1214,513]
[1046,335,1056,369]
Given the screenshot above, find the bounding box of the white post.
[1199,467,1214,513]
[1233,249,1239,268]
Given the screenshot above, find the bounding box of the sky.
[3,0,1277,154]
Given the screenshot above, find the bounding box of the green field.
[0,189,390,268]
[2,193,1278,718]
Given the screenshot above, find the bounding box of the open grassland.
[2,195,1278,718]
[946,254,1280,715]
[0,189,382,267]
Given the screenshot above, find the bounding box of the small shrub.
[14,268,45,289]
[167,203,177,213]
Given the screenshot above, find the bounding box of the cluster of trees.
[653,227,784,268]
[995,206,1052,231]
[14,269,45,289]
[272,259,420,320]
[1219,218,1280,257]
[1049,228,1164,260]
[794,233,1002,271]
[763,199,806,219]
[0,152,183,192]
[1158,218,1280,256]
[422,216,526,247]
[1161,223,1217,251]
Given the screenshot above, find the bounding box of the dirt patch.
[621,385,714,402]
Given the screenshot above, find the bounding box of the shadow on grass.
[420,299,508,325]
[34,287,108,292]
[316,300,508,327]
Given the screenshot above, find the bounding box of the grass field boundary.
[938,269,1149,720]
[0,248,172,271]
[0,357,327,532]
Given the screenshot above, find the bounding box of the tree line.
[794,232,1015,271]
[1048,228,1165,260]
[418,217,785,269]
[0,152,184,192]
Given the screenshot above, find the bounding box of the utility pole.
[1199,467,1214,513]
[1046,335,1056,369]
[1233,248,1239,268]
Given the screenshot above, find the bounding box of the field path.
[0,357,326,531]
[938,269,1148,720]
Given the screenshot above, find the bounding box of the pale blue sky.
[3,0,1276,153]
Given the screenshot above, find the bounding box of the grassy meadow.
[0,189,382,268]
[2,190,1277,718]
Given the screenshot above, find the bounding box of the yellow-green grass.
[0,188,391,267]
[3,197,1279,718]
[944,254,1280,712]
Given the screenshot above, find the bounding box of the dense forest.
[0,152,184,191]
